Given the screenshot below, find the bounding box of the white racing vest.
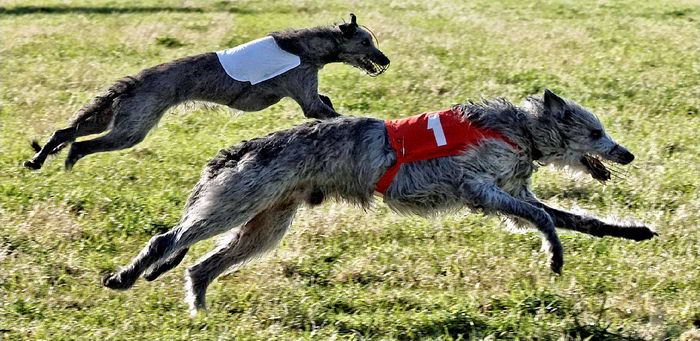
[216,36,301,85]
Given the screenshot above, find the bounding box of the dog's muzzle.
[609,144,635,165]
[376,54,390,66]
[362,59,389,76]
[360,53,390,77]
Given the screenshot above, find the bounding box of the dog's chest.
[490,152,536,194]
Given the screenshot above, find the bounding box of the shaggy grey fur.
[102,90,656,315]
[24,14,389,170]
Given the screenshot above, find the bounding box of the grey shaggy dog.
[103,90,657,315]
[24,14,389,170]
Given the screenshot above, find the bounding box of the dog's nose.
[610,145,634,164]
[376,54,390,66]
[620,151,635,164]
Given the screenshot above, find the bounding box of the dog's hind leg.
[103,231,180,290]
[104,166,287,290]
[461,183,564,274]
[143,247,190,281]
[103,210,254,291]
[533,203,658,241]
[143,248,189,281]
[25,77,136,170]
[24,108,115,169]
[65,96,168,169]
[103,203,266,291]
[184,203,298,315]
[24,128,77,169]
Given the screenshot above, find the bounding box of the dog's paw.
[64,156,80,171]
[602,222,658,241]
[596,221,658,241]
[549,254,563,275]
[102,272,135,290]
[23,159,41,170]
[143,271,159,282]
[626,225,658,241]
[542,238,563,274]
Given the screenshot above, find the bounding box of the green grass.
[1,0,699,339]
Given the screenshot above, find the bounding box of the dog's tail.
[30,140,42,153]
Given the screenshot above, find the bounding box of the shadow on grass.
[0,5,259,16]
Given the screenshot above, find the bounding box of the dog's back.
[202,117,391,206]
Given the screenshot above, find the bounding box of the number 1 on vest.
[427,114,447,146]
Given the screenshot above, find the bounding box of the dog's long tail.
[25,76,139,169]
[30,140,43,153]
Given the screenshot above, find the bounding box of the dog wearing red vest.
[103,89,657,315]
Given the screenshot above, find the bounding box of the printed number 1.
[427,114,447,146]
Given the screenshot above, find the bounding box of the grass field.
[1,0,699,339]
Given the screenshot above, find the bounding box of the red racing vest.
[375,109,520,194]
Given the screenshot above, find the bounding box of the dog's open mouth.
[580,155,611,182]
[359,58,389,77]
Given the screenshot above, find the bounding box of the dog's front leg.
[288,74,340,119]
[295,92,340,119]
[533,202,657,241]
[517,190,657,241]
[461,183,564,274]
[318,94,334,110]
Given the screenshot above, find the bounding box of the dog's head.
[336,14,390,76]
[528,89,635,182]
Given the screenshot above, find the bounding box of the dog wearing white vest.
[25,13,389,170]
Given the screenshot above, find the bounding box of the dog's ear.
[543,89,566,117]
[339,13,358,38]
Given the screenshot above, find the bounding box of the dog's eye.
[361,39,370,46]
[590,129,603,139]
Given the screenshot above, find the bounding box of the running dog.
[103,89,656,314]
[25,14,390,170]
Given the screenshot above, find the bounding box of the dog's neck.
[524,112,568,164]
[451,101,544,162]
[269,26,342,67]
[520,123,544,161]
